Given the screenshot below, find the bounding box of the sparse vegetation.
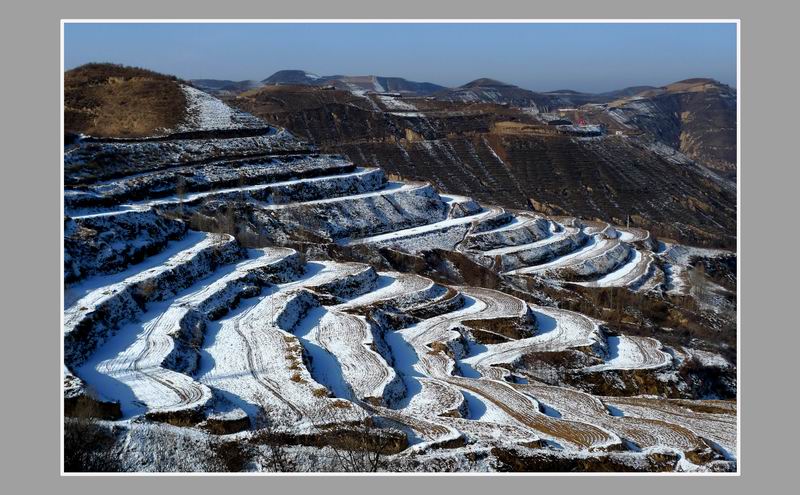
[64,419,121,472]
[65,63,186,137]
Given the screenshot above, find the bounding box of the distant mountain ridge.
[191,79,262,96]
[194,70,730,104]
[459,78,516,88]
[436,77,560,109]
[261,69,322,85]
[194,70,446,97]
[182,66,736,178]
[259,70,446,96]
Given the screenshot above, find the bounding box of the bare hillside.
[65,63,188,138]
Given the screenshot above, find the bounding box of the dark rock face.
[64,393,122,420]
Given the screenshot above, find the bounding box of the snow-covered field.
[585,335,672,372]
[175,85,266,132]
[374,94,419,112]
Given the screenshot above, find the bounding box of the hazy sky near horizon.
[64,22,737,93]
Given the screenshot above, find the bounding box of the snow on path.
[78,303,213,418]
[462,306,603,380]
[615,228,649,242]
[176,85,264,132]
[518,384,705,453]
[396,288,531,386]
[576,249,646,288]
[64,232,235,332]
[295,306,398,403]
[342,208,491,247]
[437,414,539,444]
[385,295,485,416]
[602,397,737,459]
[198,262,373,428]
[259,181,419,209]
[585,335,672,372]
[469,214,545,237]
[67,168,384,220]
[65,231,206,308]
[375,94,418,111]
[447,374,619,450]
[388,288,616,449]
[333,272,438,311]
[516,235,606,271]
[481,226,574,256]
[473,215,523,235]
[76,248,294,418]
[459,287,531,322]
[661,242,731,266]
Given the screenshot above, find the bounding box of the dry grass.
[427,341,449,355]
[64,63,186,138]
[490,121,555,136]
[330,400,352,409]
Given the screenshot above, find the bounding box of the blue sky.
[64,22,737,93]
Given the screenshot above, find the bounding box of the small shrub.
[64,419,121,472]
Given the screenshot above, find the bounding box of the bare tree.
[250,398,296,472]
[63,418,121,472]
[176,176,187,218]
[312,405,398,472]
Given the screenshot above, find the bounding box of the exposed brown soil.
[65,63,187,138]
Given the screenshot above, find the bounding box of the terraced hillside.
[229,84,736,249]
[64,82,736,473]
